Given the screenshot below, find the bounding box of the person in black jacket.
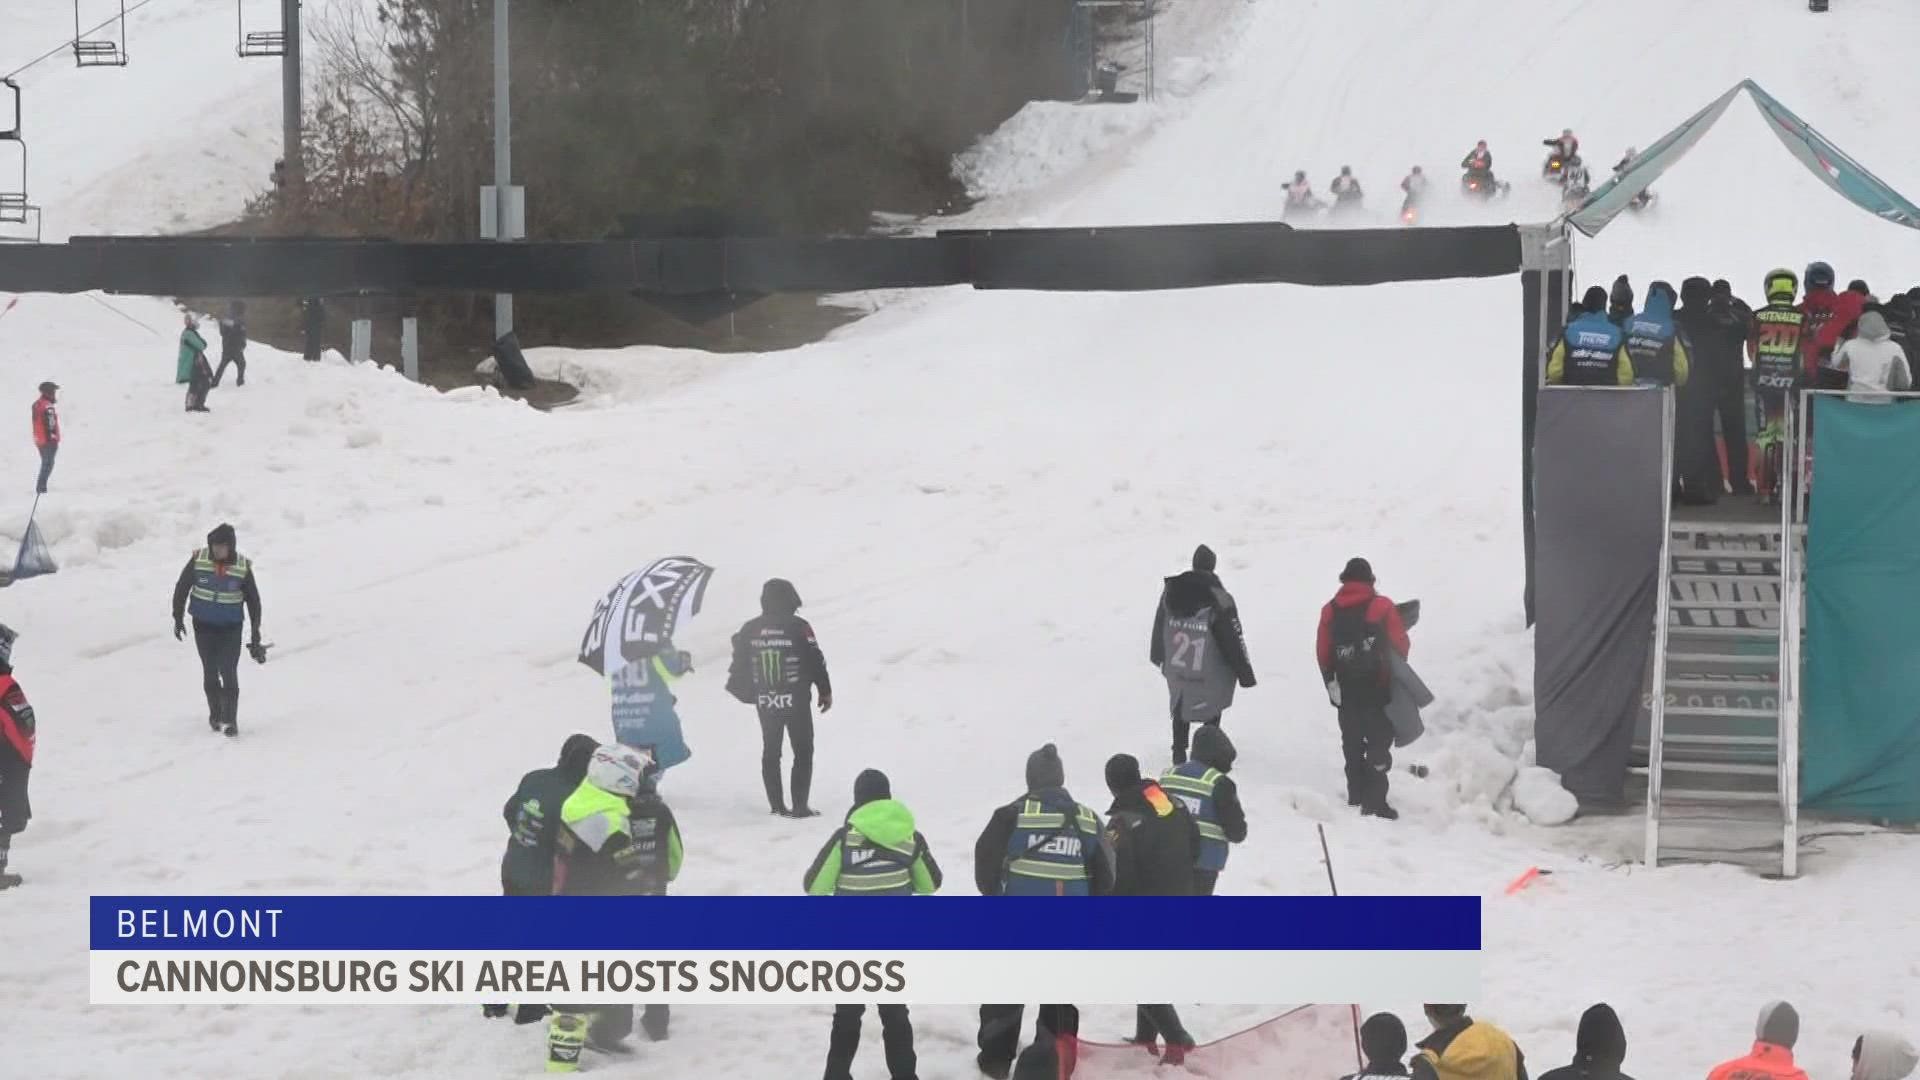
[0,625,34,891]
[1538,1003,1632,1080]
[485,732,599,1021]
[1607,276,1635,327]
[974,744,1114,1079]
[170,524,265,736]
[1341,1012,1411,1078]
[1673,278,1726,505]
[1709,279,1756,495]
[1170,724,1247,896]
[214,301,248,388]
[1105,754,1198,1063]
[727,579,832,817]
[1150,545,1256,765]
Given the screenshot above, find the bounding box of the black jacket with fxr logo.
[727,614,831,717]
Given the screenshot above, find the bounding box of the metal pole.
[492,0,513,341]
[282,0,304,196]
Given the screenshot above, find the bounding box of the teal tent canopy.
[1567,79,1920,238]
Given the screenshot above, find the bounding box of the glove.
[1325,678,1343,708]
[173,620,186,642]
[1238,672,1258,690]
[248,641,268,665]
[818,691,833,714]
[676,650,694,673]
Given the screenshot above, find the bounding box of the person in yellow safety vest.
[545,745,683,1073]
[804,768,941,1080]
[1546,286,1635,387]
[1157,724,1247,896]
[1411,1004,1529,1080]
[170,523,264,736]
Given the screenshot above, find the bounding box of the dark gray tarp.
[1532,388,1669,804]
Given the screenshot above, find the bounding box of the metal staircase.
[1645,438,1807,876]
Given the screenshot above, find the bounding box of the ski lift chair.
[0,81,26,226]
[237,0,286,56]
[73,0,130,67]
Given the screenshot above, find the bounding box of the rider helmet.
[1804,261,1835,291]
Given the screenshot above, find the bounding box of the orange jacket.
[1707,1041,1809,1080]
[31,396,57,449]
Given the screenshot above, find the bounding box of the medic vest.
[1159,762,1229,871]
[187,549,251,626]
[1003,795,1101,896]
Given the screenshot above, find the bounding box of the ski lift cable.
[3,0,164,82]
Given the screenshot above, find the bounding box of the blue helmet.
[1805,261,1835,291]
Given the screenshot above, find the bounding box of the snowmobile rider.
[1546,286,1635,386]
[0,625,35,891]
[1317,558,1412,820]
[545,744,684,1070]
[727,578,833,817]
[1750,269,1810,502]
[1544,128,1580,163]
[1461,141,1493,180]
[1561,161,1593,208]
[171,523,264,736]
[1331,166,1364,208]
[1283,170,1320,216]
[1401,166,1428,202]
[1150,544,1256,765]
[805,768,941,1080]
[973,743,1113,1079]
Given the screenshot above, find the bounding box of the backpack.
[1329,602,1388,701]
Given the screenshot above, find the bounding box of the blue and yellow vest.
[1003,796,1101,896]
[1560,314,1626,386]
[187,549,251,626]
[836,827,916,896]
[1159,763,1229,871]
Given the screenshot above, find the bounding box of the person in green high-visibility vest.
[1157,725,1247,896]
[803,768,941,1080]
[545,744,684,1073]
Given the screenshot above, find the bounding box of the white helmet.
[588,744,654,797]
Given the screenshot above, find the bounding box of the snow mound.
[1511,767,1579,826]
[954,102,1158,202]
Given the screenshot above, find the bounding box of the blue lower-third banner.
[90,896,1480,1005]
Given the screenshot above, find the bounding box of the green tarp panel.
[1567,84,1743,238]
[1802,396,1920,822]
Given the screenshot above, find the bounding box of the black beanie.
[207,523,236,548]
[1025,743,1065,791]
[1757,1000,1800,1049]
[1582,285,1609,313]
[1340,557,1375,584]
[1104,753,1141,794]
[1360,1012,1409,1066]
[854,768,891,806]
[1575,1003,1627,1066]
[1611,274,1634,304]
[1192,545,1217,573]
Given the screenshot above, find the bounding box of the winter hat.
[1360,1012,1408,1065]
[587,744,652,798]
[1424,1004,1468,1023]
[1025,743,1065,791]
[1648,280,1676,307]
[1681,277,1712,306]
[0,623,16,671]
[1849,279,1872,296]
[1859,311,1892,342]
[1582,285,1609,313]
[1574,1003,1628,1067]
[1610,275,1635,306]
[1191,724,1237,773]
[1853,1031,1920,1080]
[760,578,802,616]
[1192,544,1218,573]
[853,768,891,806]
[1756,1001,1801,1049]
[1104,753,1142,795]
[556,733,600,778]
[1340,557,1375,584]
[207,523,237,549]
[37,381,57,395]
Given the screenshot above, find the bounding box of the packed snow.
[5,0,1920,1076]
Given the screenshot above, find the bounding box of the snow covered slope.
[6,1,1920,1077]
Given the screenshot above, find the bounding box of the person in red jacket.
[1707,1001,1811,1080]
[1317,558,1411,819]
[1799,261,1868,389]
[30,381,58,495]
[0,624,35,890]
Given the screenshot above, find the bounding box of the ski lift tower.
[234,0,304,197]
[72,0,130,66]
[0,79,39,242]
[1074,0,1156,103]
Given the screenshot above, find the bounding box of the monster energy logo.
[758,648,785,687]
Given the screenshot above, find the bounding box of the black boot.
[641,1003,670,1042]
[0,833,17,889]
[207,688,223,732]
[223,688,239,737]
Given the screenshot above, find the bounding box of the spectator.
[1624,280,1690,387]
[1851,1031,1919,1080]
[1714,279,1756,328]
[1831,311,1912,404]
[214,301,248,388]
[1547,287,1634,386]
[1674,279,1730,503]
[1848,279,1872,298]
[180,314,213,412]
[1103,753,1199,1064]
[1607,276,1635,327]
[1882,295,1916,357]
[1539,1004,1633,1080]
[1341,1012,1411,1079]
[30,381,57,496]
[1411,1004,1527,1080]
[1707,1001,1809,1080]
[1799,261,1868,390]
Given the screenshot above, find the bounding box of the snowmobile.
[1400,198,1421,226]
[1460,170,1510,200]
[1626,188,1658,212]
[1542,151,1582,184]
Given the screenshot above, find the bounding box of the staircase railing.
[1642,387,1677,867]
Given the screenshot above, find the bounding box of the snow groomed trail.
[5,0,1920,1076]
